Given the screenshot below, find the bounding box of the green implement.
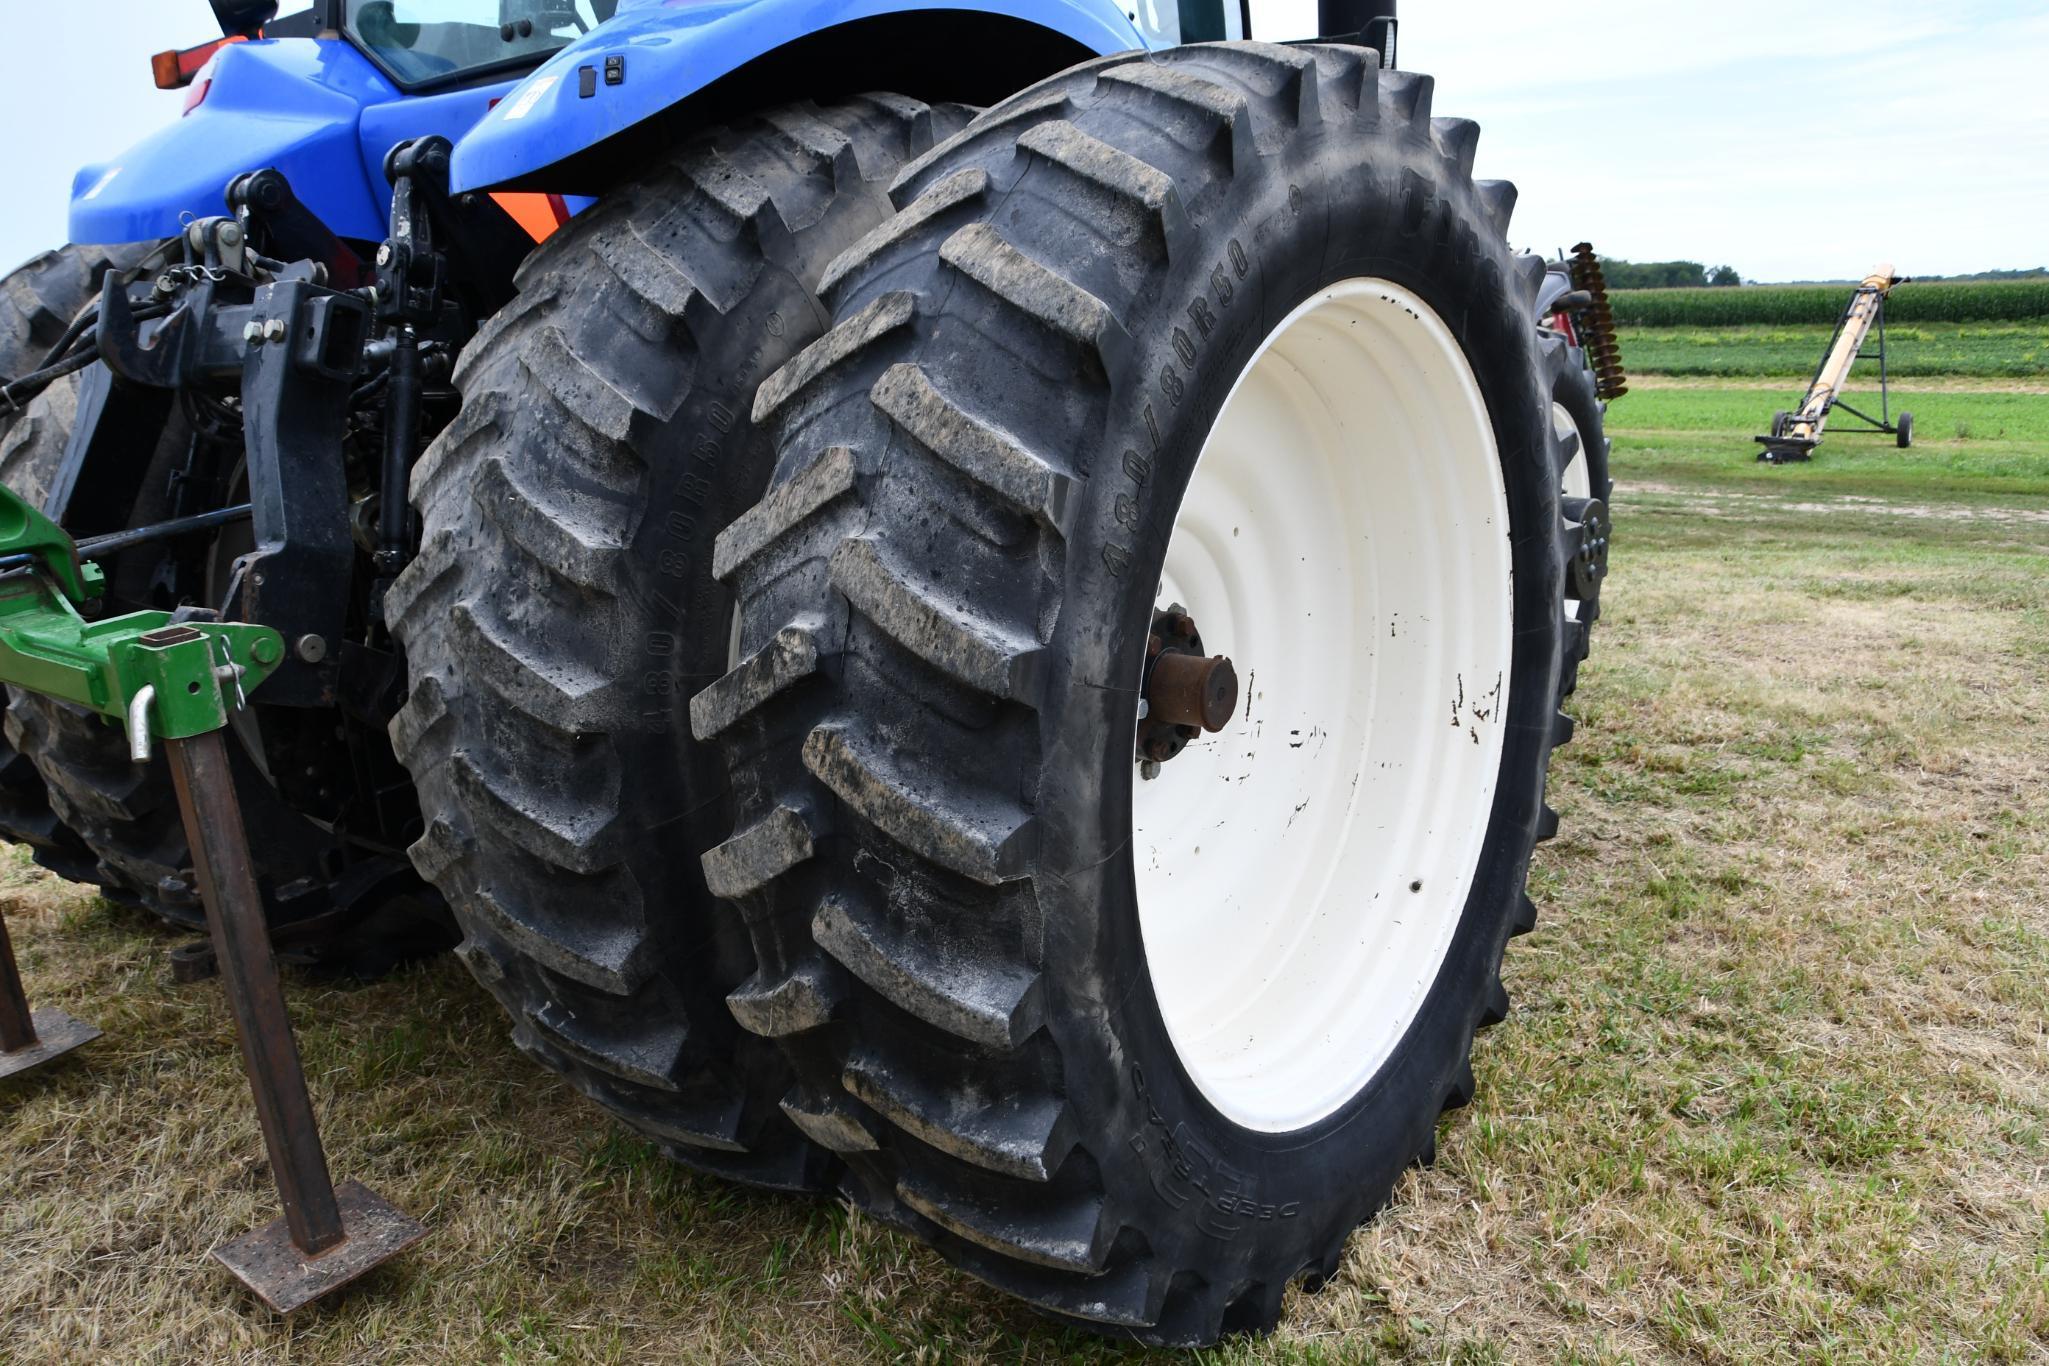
[0,480,424,1311]
[0,484,283,747]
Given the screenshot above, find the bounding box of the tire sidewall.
[1027,115,1563,1277]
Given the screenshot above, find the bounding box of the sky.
[2,0,2045,281]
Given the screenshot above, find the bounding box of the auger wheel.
[705,42,1579,1345]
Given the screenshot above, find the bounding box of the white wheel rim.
[1554,400,1589,622]
[1132,278,1514,1134]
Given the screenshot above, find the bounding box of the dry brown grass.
[3,475,2045,1363]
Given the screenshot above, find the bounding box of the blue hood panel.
[449,0,1144,193]
[70,39,398,244]
[68,39,519,246]
[70,1,1144,245]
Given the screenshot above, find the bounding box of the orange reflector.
[151,35,244,90]
[492,192,572,244]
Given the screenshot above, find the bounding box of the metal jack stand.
[163,718,425,1311]
[0,908,100,1080]
[0,490,422,1311]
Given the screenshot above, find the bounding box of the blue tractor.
[2,0,1615,1341]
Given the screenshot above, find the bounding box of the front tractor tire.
[1546,330,1613,701]
[706,44,1575,1344]
[388,95,970,1189]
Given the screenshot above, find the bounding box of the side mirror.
[211,0,280,39]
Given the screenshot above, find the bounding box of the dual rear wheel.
[396,46,1588,1344]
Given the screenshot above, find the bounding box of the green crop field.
[1617,319,2049,379]
[1608,279,2049,327]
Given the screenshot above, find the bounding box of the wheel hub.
[1136,605,1238,767]
[1563,495,1609,602]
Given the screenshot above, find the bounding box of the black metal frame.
[1316,0,1397,65]
[1755,284,1904,463]
[38,144,524,855]
[88,268,367,707]
[1809,286,1902,439]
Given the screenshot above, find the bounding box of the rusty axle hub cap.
[1137,605,1238,766]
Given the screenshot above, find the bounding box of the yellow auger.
[1756,264,1913,462]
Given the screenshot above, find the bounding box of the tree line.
[1597,259,1743,289]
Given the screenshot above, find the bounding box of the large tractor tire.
[1546,330,1612,701]
[388,95,971,1189]
[0,244,156,883]
[703,44,1576,1343]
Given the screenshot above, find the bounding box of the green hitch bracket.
[0,484,286,753]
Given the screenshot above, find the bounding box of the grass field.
[1609,384,2049,500]
[2,366,2045,1360]
[1616,320,2049,380]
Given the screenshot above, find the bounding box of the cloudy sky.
[3,0,2043,282]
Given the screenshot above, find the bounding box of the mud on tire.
[702,44,1579,1343]
[387,95,971,1189]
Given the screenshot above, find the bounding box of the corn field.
[1608,280,2049,327]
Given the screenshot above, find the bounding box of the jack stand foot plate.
[0,1007,100,1080]
[212,1179,425,1313]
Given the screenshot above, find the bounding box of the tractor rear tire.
[388,95,971,1189]
[705,44,1573,1344]
[0,243,157,884]
[1547,331,1612,701]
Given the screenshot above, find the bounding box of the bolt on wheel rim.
[1132,279,1515,1133]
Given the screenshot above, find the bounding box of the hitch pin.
[126,685,156,763]
[130,645,246,763]
[212,634,247,711]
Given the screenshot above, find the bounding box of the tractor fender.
[448,0,1150,195]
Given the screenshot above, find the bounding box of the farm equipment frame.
[1757,266,1913,461]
